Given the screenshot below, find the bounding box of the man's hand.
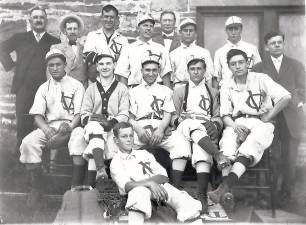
[164,126,172,137]
[260,112,272,123]
[234,124,250,143]
[150,128,164,146]
[203,121,218,140]
[147,181,168,202]
[214,152,231,170]
[43,126,57,140]
[136,128,151,145]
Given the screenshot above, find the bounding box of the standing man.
[208,49,291,211]
[51,14,88,88]
[68,52,129,188]
[19,49,84,208]
[83,4,128,82]
[213,16,261,87]
[170,18,214,87]
[0,6,60,151]
[115,14,172,88]
[253,31,305,203]
[152,10,180,53]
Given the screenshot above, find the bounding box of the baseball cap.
[225,16,242,27]
[179,18,196,30]
[45,49,66,62]
[137,14,155,26]
[59,14,84,33]
[186,55,206,68]
[141,49,162,66]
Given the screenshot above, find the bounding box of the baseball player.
[170,18,214,88]
[51,14,88,88]
[213,16,261,87]
[68,52,129,188]
[208,49,291,211]
[110,122,202,224]
[19,49,85,208]
[115,14,172,88]
[83,4,128,82]
[128,50,191,177]
[171,56,229,214]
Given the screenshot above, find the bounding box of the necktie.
[69,40,77,46]
[162,34,174,40]
[36,33,41,42]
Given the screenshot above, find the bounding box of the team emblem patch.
[198,95,211,115]
[245,90,263,112]
[61,92,75,114]
[138,161,153,175]
[150,95,164,118]
[110,40,122,61]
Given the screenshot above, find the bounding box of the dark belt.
[137,113,162,121]
[232,114,261,120]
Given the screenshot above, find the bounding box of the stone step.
[252,209,306,223]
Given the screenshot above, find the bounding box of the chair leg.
[267,148,276,218]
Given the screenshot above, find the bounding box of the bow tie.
[162,34,174,40]
[69,40,77,46]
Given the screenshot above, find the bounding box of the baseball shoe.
[198,193,208,214]
[96,167,108,181]
[207,182,230,204]
[220,192,235,212]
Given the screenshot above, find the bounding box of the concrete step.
[252,209,306,223]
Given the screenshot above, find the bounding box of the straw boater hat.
[59,14,85,33]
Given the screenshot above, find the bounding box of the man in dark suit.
[0,6,60,152]
[152,10,180,53]
[253,31,305,203]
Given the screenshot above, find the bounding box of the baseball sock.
[87,170,97,188]
[197,172,209,196]
[71,165,86,187]
[171,170,184,188]
[197,136,219,155]
[226,159,248,188]
[92,148,105,170]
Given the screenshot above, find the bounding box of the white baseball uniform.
[214,40,261,86]
[115,38,172,86]
[219,71,290,166]
[20,75,85,164]
[68,77,129,160]
[129,82,190,159]
[83,29,128,61]
[173,79,223,166]
[110,149,202,221]
[170,41,214,85]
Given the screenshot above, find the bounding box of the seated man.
[19,49,85,208]
[208,49,291,210]
[110,122,202,224]
[172,56,229,214]
[128,51,191,177]
[68,52,129,188]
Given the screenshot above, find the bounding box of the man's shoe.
[96,167,108,181]
[207,182,230,204]
[220,192,235,212]
[198,194,208,214]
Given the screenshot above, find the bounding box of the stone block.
[0,2,35,11]
[151,0,188,11]
[0,20,26,41]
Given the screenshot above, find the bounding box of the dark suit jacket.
[152,32,180,52]
[253,53,305,138]
[0,31,60,94]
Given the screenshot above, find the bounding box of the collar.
[226,39,242,47]
[271,54,283,63]
[117,149,137,160]
[96,28,121,37]
[140,79,158,89]
[228,72,252,91]
[50,74,68,84]
[97,75,116,86]
[189,78,206,88]
[33,30,46,38]
[181,41,196,48]
[135,37,153,45]
[162,31,174,37]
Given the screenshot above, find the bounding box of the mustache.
[34,21,43,25]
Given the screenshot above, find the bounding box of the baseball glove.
[46,122,72,149]
[90,114,118,132]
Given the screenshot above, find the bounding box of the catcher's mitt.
[90,114,117,132]
[46,122,72,149]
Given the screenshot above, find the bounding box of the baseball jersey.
[83,29,128,61]
[129,82,175,120]
[214,40,261,86]
[115,38,172,86]
[29,75,85,123]
[170,41,214,83]
[110,149,168,195]
[80,77,129,125]
[220,71,290,117]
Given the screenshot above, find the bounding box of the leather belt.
[181,114,209,122]
[137,113,162,121]
[232,114,261,120]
